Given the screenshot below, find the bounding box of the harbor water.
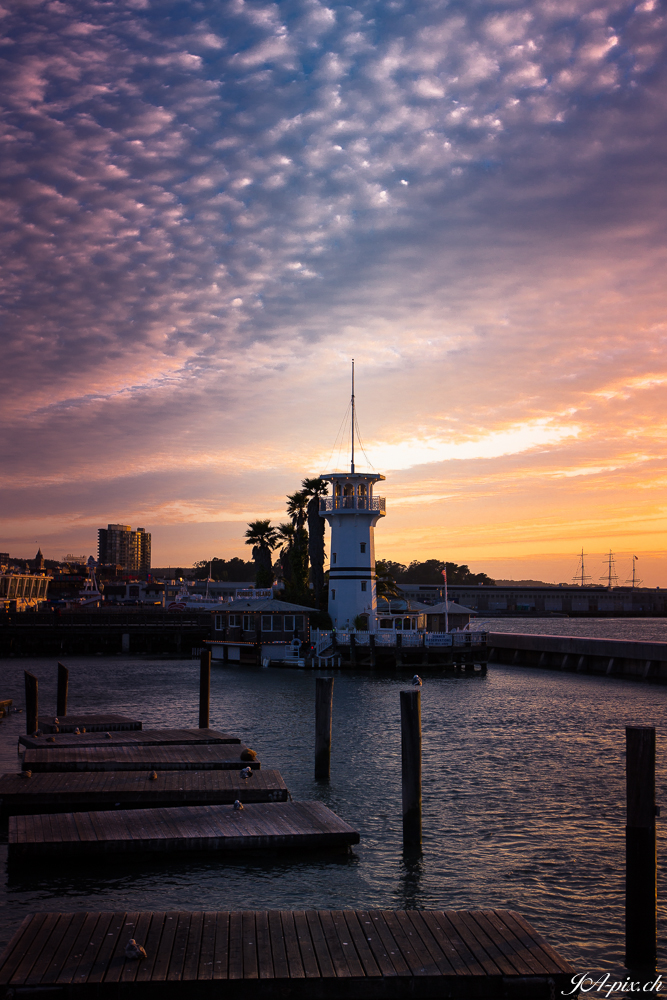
[0,619,665,990]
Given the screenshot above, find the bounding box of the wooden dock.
[8,801,359,857]
[0,769,288,816]
[39,715,142,733]
[0,908,574,998]
[19,728,241,750]
[22,744,260,773]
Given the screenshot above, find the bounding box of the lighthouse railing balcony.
[319,496,386,513]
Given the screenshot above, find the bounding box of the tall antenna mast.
[351,358,355,474]
[625,555,642,589]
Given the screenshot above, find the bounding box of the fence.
[312,629,487,650]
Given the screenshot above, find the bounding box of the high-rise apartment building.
[98,524,151,573]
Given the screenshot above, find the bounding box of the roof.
[408,600,478,615]
[212,598,317,614]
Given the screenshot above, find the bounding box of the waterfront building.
[0,571,51,611]
[98,524,151,573]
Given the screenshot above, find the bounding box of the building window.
[261,616,272,631]
[333,553,337,563]
[295,616,304,630]
[331,589,335,600]
[243,615,252,631]
[360,543,366,553]
[229,615,241,627]
[361,581,367,592]
[284,615,295,632]
[215,615,223,631]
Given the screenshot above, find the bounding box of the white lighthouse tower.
[319,363,386,630]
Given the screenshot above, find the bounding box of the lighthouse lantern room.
[319,363,386,630]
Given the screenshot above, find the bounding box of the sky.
[1,0,666,585]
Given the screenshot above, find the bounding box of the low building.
[209,598,319,663]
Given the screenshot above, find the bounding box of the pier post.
[400,689,421,848]
[315,677,334,780]
[56,662,69,718]
[24,671,38,735]
[349,633,357,665]
[369,633,376,667]
[199,649,211,729]
[395,632,403,666]
[625,726,657,970]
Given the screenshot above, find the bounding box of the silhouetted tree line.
[377,559,494,586]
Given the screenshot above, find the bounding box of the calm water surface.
[0,634,665,990]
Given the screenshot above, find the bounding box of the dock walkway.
[0,769,288,816]
[8,801,359,857]
[39,715,142,733]
[19,728,240,750]
[22,744,259,773]
[0,908,574,998]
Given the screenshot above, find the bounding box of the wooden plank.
[9,801,359,858]
[500,910,573,974]
[364,911,409,977]
[280,911,305,979]
[1,914,51,985]
[20,728,240,749]
[473,910,536,976]
[436,911,498,976]
[212,912,229,980]
[380,910,433,976]
[330,910,364,978]
[412,911,469,976]
[55,912,101,984]
[40,715,142,734]
[454,910,518,976]
[87,912,126,983]
[166,913,192,981]
[242,911,259,980]
[182,911,205,981]
[305,911,335,979]
[25,913,76,985]
[268,910,289,979]
[255,910,274,980]
[0,768,288,814]
[134,913,167,983]
[71,912,114,985]
[0,915,40,985]
[293,911,320,978]
[228,911,244,980]
[149,912,179,982]
[23,743,259,773]
[317,910,351,978]
[197,912,218,981]
[342,910,382,977]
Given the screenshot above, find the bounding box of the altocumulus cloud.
[1,0,667,566]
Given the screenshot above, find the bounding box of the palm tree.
[244,520,278,587]
[286,491,310,602]
[301,477,329,607]
[275,522,295,588]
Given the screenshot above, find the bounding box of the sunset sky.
[1,0,666,585]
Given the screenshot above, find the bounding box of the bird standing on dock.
[20,770,32,779]
[149,771,158,780]
[233,799,244,810]
[412,674,422,686]
[124,939,147,960]
[240,748,257,761]
[106,732,112,739]
[240,767,253,779]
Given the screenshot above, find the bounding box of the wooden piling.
[56,662,68,718]
[369,633,376,667]
[625,726,657,969]
[314,677,334,780]
[395,632,403,666]
[400,688,421,847]
[24,671,38,735]
[199,649,211,729]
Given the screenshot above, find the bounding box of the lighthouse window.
[333,553,337,564]
[331,589,336,599]
[361,581,367,592]
[360,543,366,554]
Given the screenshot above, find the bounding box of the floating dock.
[8,801,359,857]
[19,728,240,750]
[22,744,260,773]
[39,715,142,733]
[0,769,288,816]
[0,908,573,998]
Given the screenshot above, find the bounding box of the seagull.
[21,770,32,779]
[412,674,422,686]
[54,717,59,725]
[124,939,147,960]
[240,767,253,780]
[106,732,112,739]
[233,799,244,811]
[240,748,257,761]
[74,728,80,735]
[149,771,158,780]
[47,736,56,743]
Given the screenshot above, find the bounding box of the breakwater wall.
[487,632,667,683]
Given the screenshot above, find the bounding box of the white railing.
[320,497,386,513]
[313,629,487,651]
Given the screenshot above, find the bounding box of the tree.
[381,558,494,586]
[192,557,255,582]
[301,477,329,608]
[274,523,295,588]
[244,520,278,587]
[375,559,401,603]
[285,491,310,603]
